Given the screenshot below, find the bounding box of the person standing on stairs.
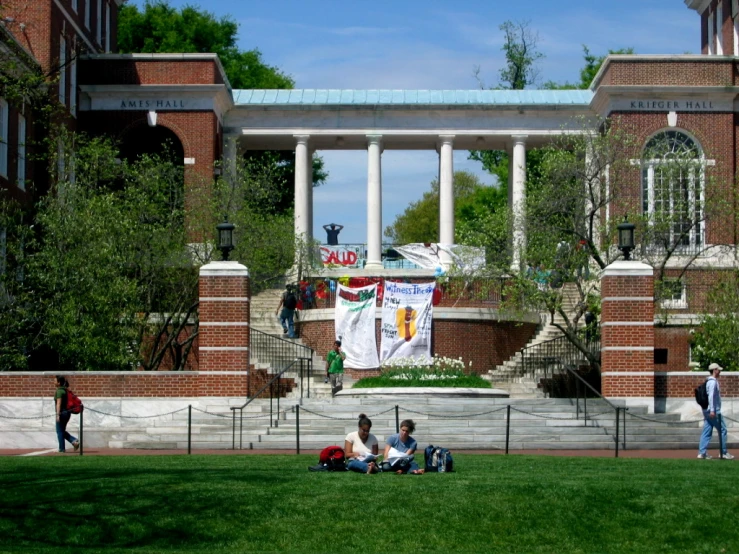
[326,340,346,395]
[276,284,297,339]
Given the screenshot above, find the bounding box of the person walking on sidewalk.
[326,340,346,395]
[698,363,735,460]
[54,376,80,453]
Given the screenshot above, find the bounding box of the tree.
[383,171,487,244]
[497,20,544,90]
[691,273,739,372]
[542,47,635,90]
[118,0,327,207]
[464,118,731,371]
[118,1,294,89]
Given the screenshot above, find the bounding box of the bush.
[353,355,491,388]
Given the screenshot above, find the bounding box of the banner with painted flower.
[334,283,379,369]
[380,281,435,364]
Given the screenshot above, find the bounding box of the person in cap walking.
[698,363,734,460]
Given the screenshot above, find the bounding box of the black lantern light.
[617,216,636,261]
[216,218,235,261]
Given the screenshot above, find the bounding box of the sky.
[130,0,699,244]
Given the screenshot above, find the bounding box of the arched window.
[641,130,705,251]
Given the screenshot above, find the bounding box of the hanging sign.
[334,283,379,369]
[380,281,435,364]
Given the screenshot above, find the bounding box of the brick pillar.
[601,260,654,399]
[198,261,250,372]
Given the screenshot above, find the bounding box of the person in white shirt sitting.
[345,414,379,474]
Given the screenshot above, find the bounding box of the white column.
[585,140,600,250]
[294,135,310,241]
[366,135,383,269]
[223,134,239,184]
[438,135,455,246]
[306,147,314,244]
[511,135,527,271]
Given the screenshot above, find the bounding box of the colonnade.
[228,133,531,270]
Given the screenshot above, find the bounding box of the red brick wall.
[298,318,537,376]
[198,268,250,373]
[598,59,734,88]
[601,265,655,397]
[79,58,223,86]
[655,372,739,397]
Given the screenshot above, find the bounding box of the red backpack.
[308,446,346,471]
[66,390,84,414]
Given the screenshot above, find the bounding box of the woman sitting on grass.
[345,414,379,474]
[383,419,424,474]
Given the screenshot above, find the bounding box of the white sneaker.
[697,453,713,459]
[721,452,735,460]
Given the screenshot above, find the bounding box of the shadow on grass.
[0,457,293,550]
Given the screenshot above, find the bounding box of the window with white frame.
[59,36,67,106]
[717,1,725,54]
[17,115,25,190]
[72,0,78,12]
[0,98,7,178]
[96,0,102,45]
[641,131,706,251]
[709,9,716,54]
[70,56,77,117]
[658,278,687,309]
[105,1,110,52]
[85,0,91,29]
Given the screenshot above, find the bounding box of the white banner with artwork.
[334,283,379,369]
[380,281,435,364]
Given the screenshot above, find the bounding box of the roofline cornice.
[684,0,711,14]
[590,54,734,91]
[81,53,233,95]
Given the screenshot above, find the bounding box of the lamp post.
[216,218,235,261]
[617,216,636,261]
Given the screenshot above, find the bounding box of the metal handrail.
[562,364,627,454]
[230,359,301,450]
[521,331,600,380]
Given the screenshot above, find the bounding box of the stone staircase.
[485,283,589,397]
[102,395,715,451]
[249,287,339,399]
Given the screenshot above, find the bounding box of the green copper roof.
[232,89,593,106]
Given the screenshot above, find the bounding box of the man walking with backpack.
[276,284,298,339]
[698,363,734,460]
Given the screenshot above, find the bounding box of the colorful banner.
[380,281,435,364]
[334,283,379,369]
[320,245,364,268]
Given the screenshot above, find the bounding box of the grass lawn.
[0,454,737,553]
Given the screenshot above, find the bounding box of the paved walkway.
[0,447,716,459]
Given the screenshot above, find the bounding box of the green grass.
[0,454,737,553]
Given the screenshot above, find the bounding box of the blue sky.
[130,0,699,244]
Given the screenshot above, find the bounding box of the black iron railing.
[231,358,314,450]
[249,327,314,391]
[521,331,600,383]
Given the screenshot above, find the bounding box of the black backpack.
[695,380,710,410]
[424,445,453,473]
[284,291,297,310]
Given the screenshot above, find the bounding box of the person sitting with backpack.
[275,284,298,338]
[383,419,424,474]
[345,414,379,474]
[54,376,80,453]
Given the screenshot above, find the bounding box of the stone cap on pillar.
[602,260,653,277]
[199,260,249,277]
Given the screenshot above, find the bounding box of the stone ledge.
[337,387,509,398]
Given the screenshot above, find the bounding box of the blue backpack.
[424,445,453,473]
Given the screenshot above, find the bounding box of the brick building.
[0,0,737,409]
